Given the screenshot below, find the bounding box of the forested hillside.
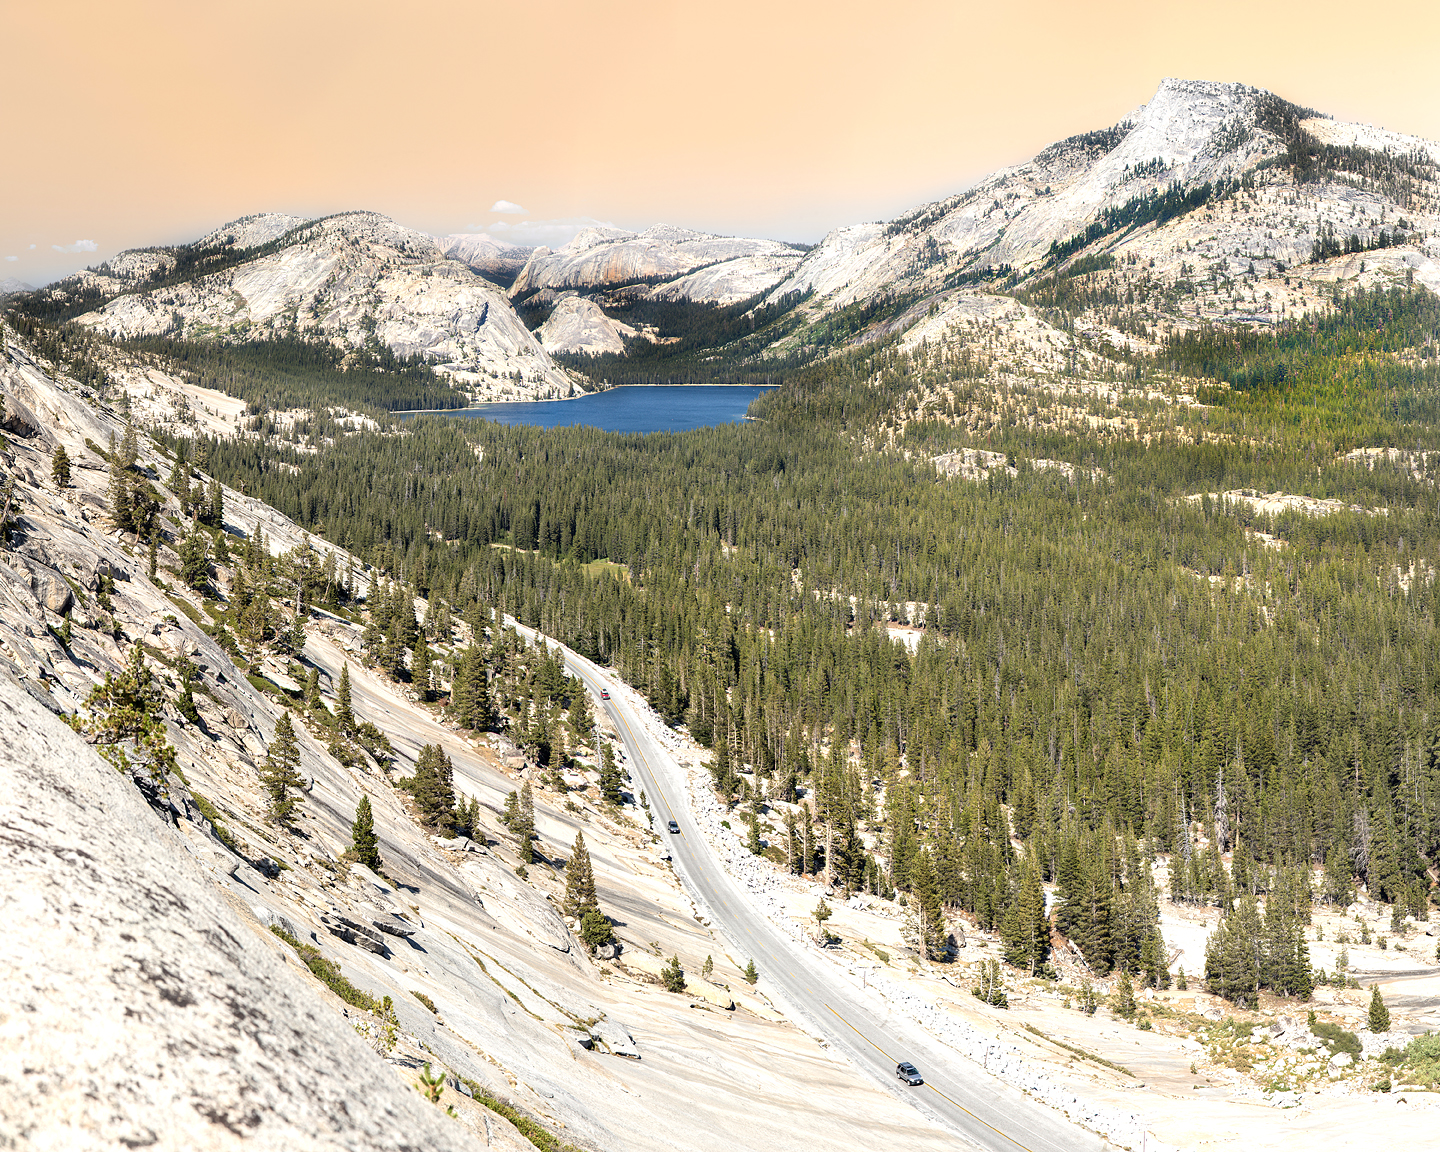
[8,74,1440,1008]
[121,275,1437,997]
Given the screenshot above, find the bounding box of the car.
[896,1061,923,1086]
[667,820,680,834]
[600,689,610,700]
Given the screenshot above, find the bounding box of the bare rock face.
[536,293,634,355]
[69,211,576,401]
[767,76,1440,340]
[438,234,534,285]
[0,672,483,1152]
[509,225,803,304]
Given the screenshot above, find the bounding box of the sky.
[5,0,1439,286]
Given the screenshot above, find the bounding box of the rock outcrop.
[763,78,1440,362]
[0,673,482,1152]
[536,293,635,355]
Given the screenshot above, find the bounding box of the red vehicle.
[601,689,610,700]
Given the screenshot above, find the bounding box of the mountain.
[0,277,34,297]
[42,211,579,402]
[536,292,637,355]
[436,232,535,289]
[508,224,806,306]
[760,78,1440,358]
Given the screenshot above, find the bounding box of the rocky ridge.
[50,211,577,402]
[509,225,804,306]
[438,234,537,287]
[536,293,636,356]
[662,77,1438,451]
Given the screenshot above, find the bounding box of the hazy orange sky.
[5,0,1439,285]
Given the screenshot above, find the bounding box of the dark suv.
[667,820,680,834]
[896,1062,923,1086]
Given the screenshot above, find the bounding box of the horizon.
[5,0,1439,287]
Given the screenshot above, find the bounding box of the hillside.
[0,316,992,1152]
[509,225,804,307]
[27,211,578,403]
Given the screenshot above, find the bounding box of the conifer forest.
[11,277,1440,1004]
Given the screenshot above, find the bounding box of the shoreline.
[398,381,776,419]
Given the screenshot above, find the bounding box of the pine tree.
[179,524,210,589]
[564,830,599,918]
[260,712,305,826]
[1112,969,1137,1019]
[743,959,758,984]
[660,955,686,993]
[119,421,139,470]
[598,740,624,804]
[336,663,355,732]
[410,743,455,828]
[1139,926,1170,989]
[1369,985,1391,1033]
[208,476,224,529]
[351,794,382,871]
[513,780,535,862]
[51,444,71,488]
[905,849,946,960]
[580,906,614,951]
[1001,859,1049,974]
[747,814,764,855]
[412,634,432,700]
[107,455,132,533]
[166,448,187,495]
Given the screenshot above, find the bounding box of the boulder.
[371,913,417,938]
[31,568,73,615]
[595,941,621,960]
[320,912,390,955]
[590,1017,639,1059]
[687,980,735,1011]
[251,903,303,942]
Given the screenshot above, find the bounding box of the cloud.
[52,239,98,253]
[466,216,626,249]
[5,256,15,262]
[28,244,36,250]
[489,199,529,215]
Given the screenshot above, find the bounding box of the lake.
[422,385,773,434]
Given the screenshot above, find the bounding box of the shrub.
[269,924,379,1011]
[660,955,686,993]
[412,990,438,1013]
[972,959,1009,1008]
[1310,1019,1361,1058]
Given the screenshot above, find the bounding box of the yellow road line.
[824,1005,1034,1152]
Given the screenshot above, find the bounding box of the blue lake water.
[418,385,773,434]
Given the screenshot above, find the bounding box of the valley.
[5,74,1440,1152]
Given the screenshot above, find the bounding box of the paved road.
[514,623,1112,1152]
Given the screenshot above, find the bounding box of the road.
[513,623,1113,1152]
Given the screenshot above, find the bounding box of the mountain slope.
[46,212,578,402]
[510,225,805,306]
[765,78,1440,359]
[437,232,535,290]
[0,319,977,1152]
